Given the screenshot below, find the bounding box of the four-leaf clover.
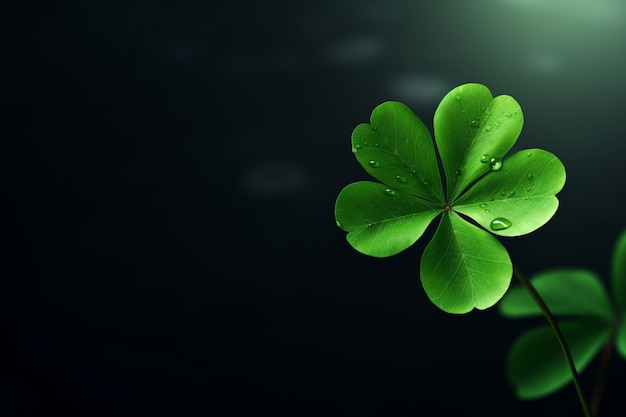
[498,229,626,399]
[334,83,566,313]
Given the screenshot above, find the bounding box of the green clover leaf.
[498,229,626,399]
[335,83,566,314]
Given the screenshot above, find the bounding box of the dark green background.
[4,1,626,416]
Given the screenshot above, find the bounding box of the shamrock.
[334,83,566,314]
[498,229,626,399]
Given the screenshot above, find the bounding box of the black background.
[3,1,626,416]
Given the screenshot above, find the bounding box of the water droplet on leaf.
[490,157,502,171]
[455,169,462,177]
[396,175,407,183]
[480,154,490,163]
[383,188,396,196]
[527,174,534,180]
[480,203,487,208]
[471,118,480,128]
[490,217,512,231]
[369,160,380,168]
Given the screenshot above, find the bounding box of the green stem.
[589,338,613,417]
[512,264,592,417]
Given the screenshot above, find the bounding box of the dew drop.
[495,121,501,127]
[489,196,494,201]
[527,174,534,180]
[455,169,462,177]
[525,187,532,192]
[489,157,502,171]
[479,203,487,208]
[336,220,342,228]
[508,191,515,197]
[485,125,492,132]
[383,188,396,196]
[485,209,491,213]
[527,152,532,158]
[471,118,480,128]
[351,146,358,153]
[369,160,380,168]
[455,94,461,101]
[505,112,512,118]
[490,217,512,231]
[480,154,490,163]
[396,175,407,183]
[374,143,380,147]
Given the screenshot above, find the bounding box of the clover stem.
[512,263,592,417]
[589,338,613,417]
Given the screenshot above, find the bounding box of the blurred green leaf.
[506,319,611,400]
[616,315,626,360]
[611,229,626,314]
[498,269,613,321]
[501,230,626,401]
